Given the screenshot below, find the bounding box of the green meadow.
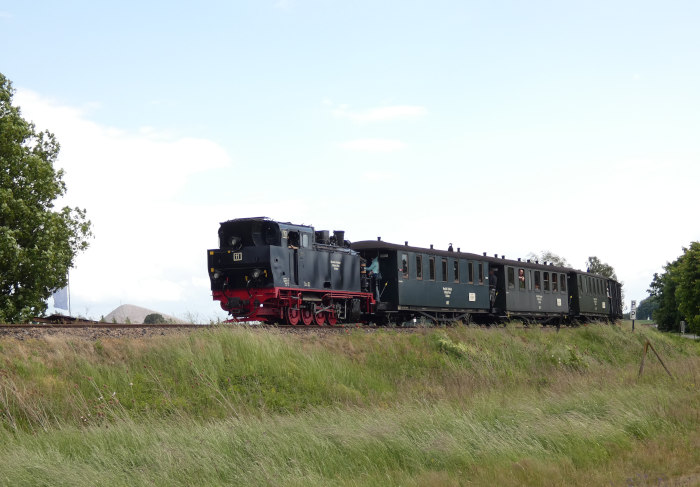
[0,323,698,486]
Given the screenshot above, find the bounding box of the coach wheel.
[326,311,338,326]
[314,307,326,326]
[301,307,314,326]
[286,307,300,326]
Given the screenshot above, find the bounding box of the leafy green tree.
[649,263,683,332]
[635,296,658,321]
[585,256,617,280]
[675,242,700,334]
[143,313,167,324]
[527,250,569,267]
[0,73,92,323]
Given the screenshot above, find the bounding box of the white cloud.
[14,89,234,318]
[332,104,427,123]
[339,138,406,152]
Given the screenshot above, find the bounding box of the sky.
[1,0,699,321]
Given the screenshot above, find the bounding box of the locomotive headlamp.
[229,236,242,249]
[251,268,262,279]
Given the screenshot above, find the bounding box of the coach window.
[429,257,436,281]
[416,255,423,280]
[478,263,484,285]
[441,258,448,282]
[453,260,460,283]
[527,270,533,290]
[560,274,567,293]
[518,268,526,290]
[552,273,558,292]
[302,233,310,248]
[508,267,515,289]
[401,253,409,279]
[534,271,541,291]
[544,272,550,292]
[468,262,474,283]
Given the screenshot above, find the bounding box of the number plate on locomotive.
[233,252,243,262]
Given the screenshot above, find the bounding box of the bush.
[143,313,167,324]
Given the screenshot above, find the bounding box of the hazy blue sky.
[2,1,698,320]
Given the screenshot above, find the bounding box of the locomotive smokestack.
[377,236,381,241]
[334,230,345,245]
[405,241,408,246]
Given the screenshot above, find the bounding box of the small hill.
[103,304,183,324]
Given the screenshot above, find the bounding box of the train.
[207,217,623,325]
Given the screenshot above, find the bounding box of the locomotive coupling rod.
[638,339,673,380]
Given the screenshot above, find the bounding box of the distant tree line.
[647,242,700,334]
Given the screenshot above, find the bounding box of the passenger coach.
[351,240,492,324]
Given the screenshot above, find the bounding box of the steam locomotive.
[207,217,623,325]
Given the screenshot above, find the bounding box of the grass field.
[0,322,698,486]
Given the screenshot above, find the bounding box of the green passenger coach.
[351,240,492,323]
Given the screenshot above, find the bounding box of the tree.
[527,250,570,267]
[143,313,167,324]
[647,244,700,333]
[0,73,92,323]
[636,296,659,321]
[675,242,700,334]
[585,256,617,280]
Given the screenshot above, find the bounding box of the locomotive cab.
[218,218,282,250]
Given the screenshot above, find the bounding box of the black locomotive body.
[208,217,374,325]
[208,218,623,325]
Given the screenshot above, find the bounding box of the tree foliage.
[143,313,167,324]
[527,250,569,267]
[648,242,700,333]
[0,73,92,323]
[635,296,659,321]
[586,256,617,280]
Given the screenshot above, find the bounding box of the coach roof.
[351,240,579,274]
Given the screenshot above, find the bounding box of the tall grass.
[0,323,698,485]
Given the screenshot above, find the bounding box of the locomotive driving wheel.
[314,306,326,326]
[301,307,314,326]
[286,306,300,326]
[326,311,338,326]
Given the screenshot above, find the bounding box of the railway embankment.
[0,323,698,486]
